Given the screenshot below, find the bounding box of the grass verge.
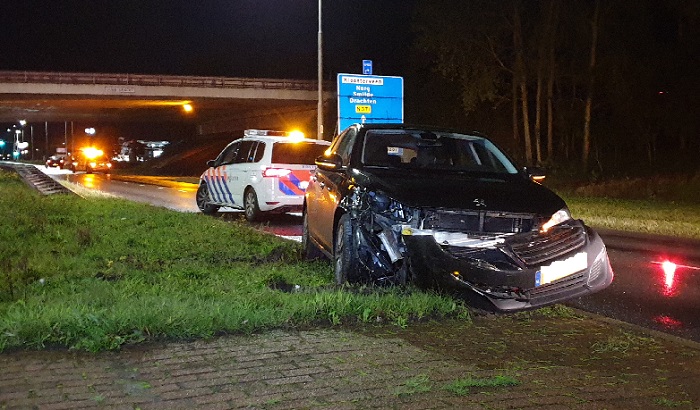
[0,170,465,352]
[560,194,700,240]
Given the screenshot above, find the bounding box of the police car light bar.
[244,129,289,137]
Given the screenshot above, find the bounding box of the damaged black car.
[302,124,613,312]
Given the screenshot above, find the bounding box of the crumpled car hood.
[353,168,565,216]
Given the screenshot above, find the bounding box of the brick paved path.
[1,327,698,409]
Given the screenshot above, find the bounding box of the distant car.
[196,129,331,221]
[303,123,614,313]
[45,155,67,169]
[65,147,112,174]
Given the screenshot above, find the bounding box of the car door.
[308,127,358,252]
[227,140,257,206]
[204,141,239,206]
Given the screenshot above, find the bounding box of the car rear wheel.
[196,183,220,215]
[334,214,362,285]
[302,206,325,260]
[244,188,261,222]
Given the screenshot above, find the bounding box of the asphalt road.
[46,168,700,343]
[568,246,700,342]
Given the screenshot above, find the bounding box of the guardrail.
[0,70,320,91]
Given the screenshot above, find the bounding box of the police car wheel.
[244,188,261,222]
[196,183,220,215]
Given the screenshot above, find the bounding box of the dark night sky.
[0,0,416,80]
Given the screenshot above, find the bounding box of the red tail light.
[263,168,291,178]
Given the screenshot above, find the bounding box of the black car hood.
[352,167,565,216]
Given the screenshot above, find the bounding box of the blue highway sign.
[337,74,404,132]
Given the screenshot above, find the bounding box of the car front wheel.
[244,188,261,222]
[196,183,220,215]
[334,214,363,285]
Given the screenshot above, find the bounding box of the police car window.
[272,142,329,164]
[234,140,255,164]
[219,142,239,165]
[253,142,266,162]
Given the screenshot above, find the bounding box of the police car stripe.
[211,169,225,203]
[221,170,236,204]
[278,172,306,196]
[278,179,299,196]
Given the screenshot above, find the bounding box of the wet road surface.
[568,246,700,342]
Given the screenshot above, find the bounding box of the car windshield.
[361,129,518,174]
[271,142,329,165]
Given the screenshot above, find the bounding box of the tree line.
[410,0,700,177]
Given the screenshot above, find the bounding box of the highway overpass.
[0,71,335,136]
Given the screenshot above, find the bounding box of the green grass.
[0,170,465,352]
[561,194,700,240]
[590,331,660,355]
[394,374,432,396]
[443,375,520,396]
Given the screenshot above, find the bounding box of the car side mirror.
[207,160,216,168]
[524,166,546,183]
[315,154,343,171]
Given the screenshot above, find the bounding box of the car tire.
[244,188,261,222]
[302,206,325,260]
[196,183,220,215]
[334,214,362,285]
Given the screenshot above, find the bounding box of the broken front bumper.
[403,225,614,312]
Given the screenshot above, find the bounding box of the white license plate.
[536,252,587,286]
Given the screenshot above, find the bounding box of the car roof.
[348,123,487,138]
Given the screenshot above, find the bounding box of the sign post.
[337,74,404,132]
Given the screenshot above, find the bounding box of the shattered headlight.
[540,208,572,233]
[367,191,410,221]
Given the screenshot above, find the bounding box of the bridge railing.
[0,70,319,91]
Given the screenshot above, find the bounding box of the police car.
[196,129,331,221]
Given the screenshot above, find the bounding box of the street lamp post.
[317,0,323,140]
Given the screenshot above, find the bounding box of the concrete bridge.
[0,71,335,136]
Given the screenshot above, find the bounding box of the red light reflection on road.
[654,315,683,328]
[661,261,677,296]
[653,259,700,297]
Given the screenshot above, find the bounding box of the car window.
[252,141,265,162]
[331,127,358,165]
[234,140,256,164]
[271,142,329,164]
[218,141,240,165]
[361,130,518,174]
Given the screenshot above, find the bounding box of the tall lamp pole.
[317,0,323,140]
